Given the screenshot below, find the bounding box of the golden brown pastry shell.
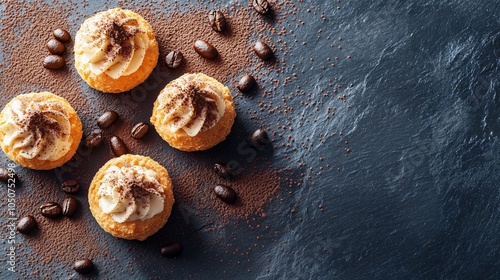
[150,73,236,152]
[74,8,159,94]
[88,154,175,241]
[0,92,83,170]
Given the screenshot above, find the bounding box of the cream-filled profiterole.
[74,8,159,93]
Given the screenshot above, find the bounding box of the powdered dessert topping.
[0,95,71,161]
[98,165,165,223]
[156,74,226,137]
[74,9,149,79]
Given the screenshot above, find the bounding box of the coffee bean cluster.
[23,2,276,266]
[39,196,78,218]
[210,129,270,205]
[165,5,275,79]
[43,29,71,70]
[15,178,82,235]
[15,177,93,273]
[86,110,151,157]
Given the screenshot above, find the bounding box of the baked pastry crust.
[151,73,236,151]
[74,8,159,93]
[88,154,175,241]
[0,92,82,170]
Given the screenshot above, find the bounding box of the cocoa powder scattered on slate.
[0,3,106,278]
[0,0,305,278]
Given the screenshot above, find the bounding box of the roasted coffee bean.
[131,122,150,139]
[208,10,227,32]
[0,167,17,183]
[17,215,37,234]
[249,128,269,148]
[213,162,231,179]
[253,41,273,60]
[62,179,80,194]
[252,0,270,14]
[0,168,8,183]
[214,185,237,204]
[237,75,256,93]
[161,242,183,258]
[46,39,66,55]
[85,129,103,148]
[43,55,65,70]
[165,50,184,69]
[40,202,62,218]
[74,259,94,274]
[62,196,78,217]
[110,136,128,156]
[53,28,71,42]
[97,110,119,128]
[194,40,218,59]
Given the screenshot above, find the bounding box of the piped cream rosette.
[88,155,174,241]
[151,73,236,151]
[74,8,159,93]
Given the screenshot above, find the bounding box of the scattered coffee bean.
[74,259,94,274]
[110,136,128,157]
[213,162,231,179]
[161,242,183,258]
[97,110,119,128]
[208,10,227,32]
[249,129,270,148]
[43,55,65,70]
[131,122,150,139]
[214,185,237,204]
[53,28,71,42]
[253,41,273,60]
[165,50,184,69]
[17,215,37,234]
[46,39,66,55]
[252,0,270,14]
[237,75,256,93]
[61,179,80,194]
[0,167,17,183]
[62,196,78,217]
[85,129,103,148]
[0,169,7,183]
[194,40,218,59]
[40,202,62,218]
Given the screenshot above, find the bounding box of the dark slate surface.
[1,0,499,279]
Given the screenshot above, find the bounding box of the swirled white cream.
[75,9,149,79]
[98,165,164,223]
[0,99,72,161]
[156,74,226,137]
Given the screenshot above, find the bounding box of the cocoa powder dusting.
[0,2,89,110]
[0,3,107,279]
[139,8,270,83]
[0,0,308,278]
[25,111,62,137]
[171,159,283,224]
[105,15,141,59]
